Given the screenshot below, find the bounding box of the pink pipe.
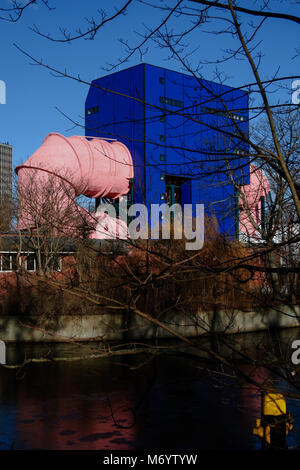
[16,133,133,198]
[15,133,133,238]
[239,164,270,239]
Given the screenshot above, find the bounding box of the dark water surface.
[1,328,300,451]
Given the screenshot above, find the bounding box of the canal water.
[1,328,300,451]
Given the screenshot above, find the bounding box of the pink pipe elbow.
[15,133,134,238]
[15,133,133,198]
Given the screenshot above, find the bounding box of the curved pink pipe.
[239,164,270,239]
[15,133,133,198]
[15,133,133,238]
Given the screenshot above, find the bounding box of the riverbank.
[0,304,299,342]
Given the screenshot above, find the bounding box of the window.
[26,254,36,271]
[0,253,18,271]
[234,149,247,156]
[159,96,184,108]
[160,135,165,142]
[11,255,18,271]
[127,178,135,206]
[201,106,246,122]
[165,175,189,206]
[159,77,165,84]
[1,254,11,271]
[3,255,11,271]
[24,253,62,272]
[160,154,166,162]
[159,115,166,122]
[235,114,245,121]
[85,106,99,116]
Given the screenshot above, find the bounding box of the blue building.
[85,63,249,237]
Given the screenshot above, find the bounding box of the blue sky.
[0,0,299,169]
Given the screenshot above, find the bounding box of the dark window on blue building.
[85,106,99,116]
[159,96,184,108]
[128,178,135,205]
[159,115,166,122]
[160,135,165,142]
[234,149,247,156]
[160,154,166,162]
[165,175,189,206]
[201,106,245,122]
[159,77,165,84]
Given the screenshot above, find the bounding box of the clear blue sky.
[0,0,299,169]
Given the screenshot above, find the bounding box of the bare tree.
[16,168,94,275]
[0,197,13,232]
[2,1,300,438]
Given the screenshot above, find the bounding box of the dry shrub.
[74,215,265,317]
[5,215,276,318]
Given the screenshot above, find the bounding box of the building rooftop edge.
[0,142,12,148]
[90,62,248,96]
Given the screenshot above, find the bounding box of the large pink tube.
[239,164,270,240]
[15,133,133,198]
[15,133,134,238]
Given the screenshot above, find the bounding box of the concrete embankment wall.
[0,304,300,342]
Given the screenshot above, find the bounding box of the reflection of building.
[0,142,12,200]
[85,63,250,237]
[0,355,137,450]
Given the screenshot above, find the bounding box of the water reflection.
[0,357,140,450]
[1,328,300,450]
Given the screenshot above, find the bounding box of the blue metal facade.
[85,63,249,237]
